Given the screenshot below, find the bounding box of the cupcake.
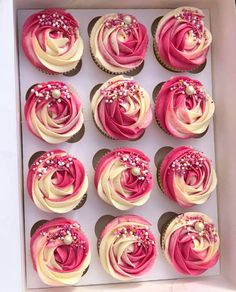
[25,81,84,144]
[154,7,212,72]
[27,149,88,213]
[89,13,148,74]
[91,75,152,140]
[158,146,217,207]
[22,8,83,74]
[31,218,91,286]
[94,148,153,210]
[98,215,157,280]
[155,76,215,139]
[160,212,220,275]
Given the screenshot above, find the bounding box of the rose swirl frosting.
[25,81,84,144]
[27,149,88,213]
[162,212,220,275]
[98,215,157,280]
[94,148,153,210]
[155,7,212,71]
[30,218,91,286]
[91,75,152,140]
[90,13,148,73]
[22,8,83,73]
[159,146,217,207]
[155,76,215,139]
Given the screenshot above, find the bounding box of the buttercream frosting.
[94,148,153,210]
[24,81,84,144]
[159,146,217,207]
[90,13,148,73]
[31,218,91,286]
[155,76,215,138]
[155,7,212,71]
[27,149,88,213]
[162,212,220,275]
[91,75,152,140]
[98,215,157,280]
[22,8,83,74]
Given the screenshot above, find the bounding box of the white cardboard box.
[0,0,236,291]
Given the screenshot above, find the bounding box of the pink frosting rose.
[30,218,91,285]
[155,7,212,71]
[159,146,217,207]
[27,149,88,213]
[155,76,215,139]
[94,148,153,209]
[24,81,84,144]
[99,215,157,280]
[92,76,152,140]
[22,8,83,74]
[90,13,148,72]
[162,212,220,275]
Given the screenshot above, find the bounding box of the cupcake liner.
[30,219,48,237]
[36,59,82,76]
[28,151,46,168]
[73,193,88,210]
[92,148,111,170]
[159,213,180,249]
[95,215,115,252]
[67,124,85,143]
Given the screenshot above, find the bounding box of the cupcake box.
[1,1,236,292]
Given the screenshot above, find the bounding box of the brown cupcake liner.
[90,45,144,76]
[73,193,88,210]
[92,148,111,170]
[159,213,179,250]
[30,219,49,237]
[37,59,82,76]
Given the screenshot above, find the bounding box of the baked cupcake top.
[94,148,153,210]
[155,7,212,71]
[155,76,215,139]
[22,8,83,74]
[98,215,157,280]
[25,81,84,144]
[90,13,148,74]
[159,146,217,207]
[161,212,220,275]
[31,218,91,286]
[91,75,152,140]
[27,149,88,213]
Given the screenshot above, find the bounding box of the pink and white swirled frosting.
[22,8,83,74]
[161,212,220,275]
[98,215,157,280]
[94,148,153,210]
[159,146,217,207]
[27,150,88,213]
[24,81,84,144]
[155,7,212,71]
[90,13,148,73]
[91,75,152,140]
[155,76,215,139]
[31,218,91,286]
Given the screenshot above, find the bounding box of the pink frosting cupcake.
[27,149,88,213]
[161,212,220,275]
[98,215,157,281]
[31,218,91,286]
[91,75,152,140]
[25,81,84,144]
[90,13,148,74]
[155,76,215,139]
[158,146,217,207]
[154,7,212,72]
[22,8,83,74]
[94,148,153,210]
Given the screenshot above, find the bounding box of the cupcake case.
[18,9,219,289]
